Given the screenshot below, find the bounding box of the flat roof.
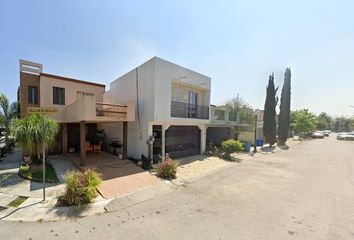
[40,73,105,88]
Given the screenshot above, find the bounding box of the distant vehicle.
[337,132,354,141]
[312,131,325,139]
[324,130,331,135]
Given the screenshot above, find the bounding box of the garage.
[165,126,201,159]
[206,126,233,146]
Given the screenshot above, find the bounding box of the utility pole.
[253,114,258,153]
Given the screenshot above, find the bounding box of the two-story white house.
[103,57,240,161]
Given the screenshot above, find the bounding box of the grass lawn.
[19,162,59,183]
[7,196,28,208]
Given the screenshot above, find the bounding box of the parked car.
[312,131,325,139]
[320,130,331,137]
[337,132,354,141]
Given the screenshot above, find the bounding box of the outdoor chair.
[85,141,93,154]
[93,142,101,154]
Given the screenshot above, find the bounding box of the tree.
[10,114,59,164]
[333,117,353,132]
[290,109,317,135]
[0,93,20,149]
[224,93,254,125]
[278,68,291,144]
[263,73,278,146]
[316,112,332,130]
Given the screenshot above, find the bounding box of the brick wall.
[19,72,40,117]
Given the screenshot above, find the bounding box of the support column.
[80,121,86,166]
[161,125,166,158]
[200,125,207,155]
[61,123,68,155]
[123,121,128,160]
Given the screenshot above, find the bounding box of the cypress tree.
[263,73,278,146]
[278,68,292,144]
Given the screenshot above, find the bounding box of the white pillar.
[162,124,170,158]
[200,125,207,154]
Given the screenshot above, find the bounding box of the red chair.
[85,141,93,154]
[93,142,101,154]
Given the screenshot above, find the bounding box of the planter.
[22,156,31,165]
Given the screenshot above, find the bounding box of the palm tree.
[0,93,20,150]
[10,114,59,164]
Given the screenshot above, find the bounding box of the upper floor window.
[28,86,38,104]
[53,87,65,105]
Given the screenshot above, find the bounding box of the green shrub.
[221,139,243,158]
[58,169,102,206]
[156,157,178,179]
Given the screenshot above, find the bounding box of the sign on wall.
[27,107,58,114]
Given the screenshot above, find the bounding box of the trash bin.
[244,142,251,152]
[256,138,264,146]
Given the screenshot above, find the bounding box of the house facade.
[102,57,240,160]
[18,60,135,165]
[18,57,241,163]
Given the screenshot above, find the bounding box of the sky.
[0,0,353,117]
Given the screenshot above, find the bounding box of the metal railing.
[171,101,209,119]
[228,111,238,122]
[96,102,127,119]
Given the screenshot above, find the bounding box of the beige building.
[18,60,135,165]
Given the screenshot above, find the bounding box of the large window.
[188,91,198,118]
[28,86,38,104]
[53,87,65,105]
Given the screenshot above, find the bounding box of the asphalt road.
[1,135,354,240]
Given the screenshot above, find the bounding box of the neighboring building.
[18,60,135,165]
[237,109,264,143]
[102,57,240,160]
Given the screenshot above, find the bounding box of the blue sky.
[1,0,353,116]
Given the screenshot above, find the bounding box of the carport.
[206,126,234,146]
[165,126,201,159]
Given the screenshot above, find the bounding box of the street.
[1,135,354,240]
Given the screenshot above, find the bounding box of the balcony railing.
[228,111,238,122]
[96,102,127,119]
[171,101,209,120]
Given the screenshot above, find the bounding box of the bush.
[156,157,178,179]
[221,139,243,158]
[58,169,102,206]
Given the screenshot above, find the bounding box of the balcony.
[64,95,135,123]
[210,106,240,126]
[171,101,209,120]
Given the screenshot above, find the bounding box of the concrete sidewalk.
[0,150,107,221]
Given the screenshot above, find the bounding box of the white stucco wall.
[103,57,211,158]
[102,58,156,158]
[154,57,211,123]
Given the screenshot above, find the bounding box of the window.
[53,87,65,105]
[28,86,38,104]
[188,91,198,118]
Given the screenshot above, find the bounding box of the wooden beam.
[123,121,128,159]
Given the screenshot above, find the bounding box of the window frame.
[53,87,65,105]
[28,85,38,104]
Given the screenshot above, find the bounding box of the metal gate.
[165,126,201,159]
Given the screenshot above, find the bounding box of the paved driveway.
[1,135,354,239]
[68,152,157,199]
